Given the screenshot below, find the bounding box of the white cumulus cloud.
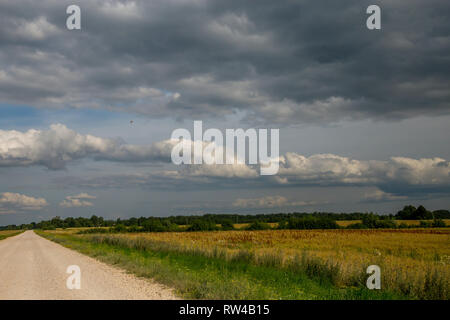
[275,153,450,187]
[0,124,176,169]
[59,193,97,208]
[0,192,48,214]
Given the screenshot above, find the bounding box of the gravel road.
[0,230,178,300]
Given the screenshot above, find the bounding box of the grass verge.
[37,230,406,300]
[0,230,23,241]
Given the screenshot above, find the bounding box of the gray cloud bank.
[0,0,449,124]
[4,125,442,197]
[232,195,319,209]
[144,153,450,196]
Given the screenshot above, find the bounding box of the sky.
[0,0,449,225]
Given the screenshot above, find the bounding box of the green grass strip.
[0,230,24,241]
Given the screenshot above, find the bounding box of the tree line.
[0,205,448,231]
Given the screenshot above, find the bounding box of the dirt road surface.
[0,230,177,300]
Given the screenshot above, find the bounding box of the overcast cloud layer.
[2,125,448,197]
[0,0,449,124]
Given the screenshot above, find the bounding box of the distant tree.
[414,205,433,220]
[187,220,218,231]
[90,215,100,227]
[221,220,235,231]
[432,219,446,228]
[362,214,379,228]
[113,224,127,232]
[142,219,167,232]
[433,210,450,219]
[127,217,138,226]
[397,205,433,220]
[396,205,417,219]
[287,217,338,230]
[246,221,271,230]
[419,220,432,228]
[65,217,76,228]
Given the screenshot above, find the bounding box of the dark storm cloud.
[0,0,449,124]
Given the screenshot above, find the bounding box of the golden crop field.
[84,228,449,299]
